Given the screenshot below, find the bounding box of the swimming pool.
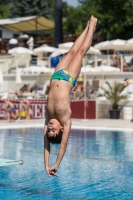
[0,128,133,200]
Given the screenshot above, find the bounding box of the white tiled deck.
[0,119,133,131]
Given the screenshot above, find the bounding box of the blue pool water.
[0,128,133,200]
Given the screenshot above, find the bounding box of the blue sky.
[63,0,79,7]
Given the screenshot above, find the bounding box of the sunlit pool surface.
[0,128,133,200]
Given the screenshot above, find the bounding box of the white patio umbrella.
[108,39,133,72]
[100,39,126,50]
[34,45,57,53]
[121,43,133,50]
[86,46,101,55]
[94,40,112,66]
[81,65,120,74]
[127,38,133,45]
[97,39,133,50]
[8,47,33,54]
[58,42,101,54]
[8,47,33,72]
[101,65,120,72]
[34,46,68,55]
[18,34,29,39]
[21,65,53,75]
[94,40,111,50]
[95,39,129,70]
[81,66,101,73]
[95,39,133,51]
[58,42,73,50]
[0,70,3,84]
[95,39,127,50]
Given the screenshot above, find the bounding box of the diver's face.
[47,119,62,137]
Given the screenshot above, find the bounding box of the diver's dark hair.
[46,130,63,144]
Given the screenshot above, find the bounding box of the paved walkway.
[0,119,133,131]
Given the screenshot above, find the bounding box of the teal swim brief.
[51,68,77,87]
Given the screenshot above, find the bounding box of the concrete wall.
[97,100,133,119]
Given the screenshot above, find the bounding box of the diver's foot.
[90,15,97,32]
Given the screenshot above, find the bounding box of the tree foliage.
[1,0,133,39]
[62,5,87,35]
[0,1,10,18]
[9,0,53,18]
[76,0,133,39]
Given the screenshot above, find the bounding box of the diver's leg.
[54,21,90,72]
[68,16,97,78]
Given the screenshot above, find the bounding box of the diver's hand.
[45,165,51,176]
[50,163,59,176]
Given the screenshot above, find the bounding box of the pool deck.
[0,118,133,131]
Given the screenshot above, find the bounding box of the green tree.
[77,0,133,39]
[62,4,88,35]
[9,0,53,18]
[0,1,10,18]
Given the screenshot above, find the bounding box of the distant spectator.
[127,57,133,67]
[110,53,120,68]
[30,84,38,92]
[8,35,18,49]
[123,58,129,71]
[20,100,32,120]
[73,77,84,99]
[24,100,31,120]
[4,99,18,121]
[19,100,26,119]
[27,36,34,50]
[20,84,29,95]
[86,81,93,98]
[38,86,43,91]
[14,84,30,98]
[124,78,130,85]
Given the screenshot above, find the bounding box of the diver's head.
[46,119,63,144]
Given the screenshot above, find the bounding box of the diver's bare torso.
[47,79,73,125]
